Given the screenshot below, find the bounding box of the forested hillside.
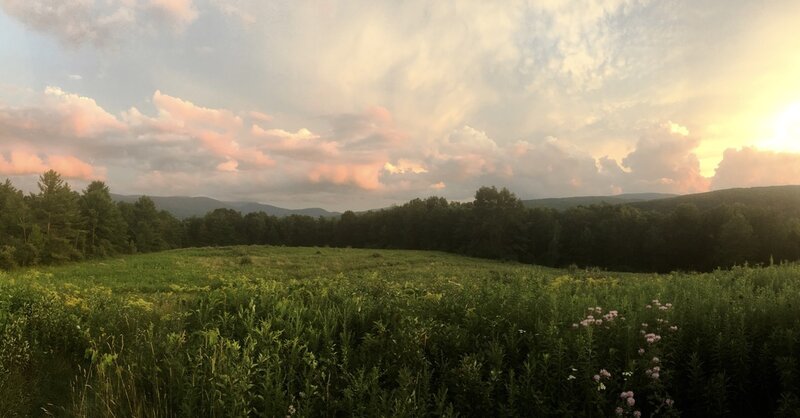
[2,171,800,272]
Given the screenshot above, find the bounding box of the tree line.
[3,170,800,272]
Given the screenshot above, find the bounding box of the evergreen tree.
[80,181,129,257]
[30,170,82,263]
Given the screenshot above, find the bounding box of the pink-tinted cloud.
[0,151,47,175]
[152,90,242,132]
[0,151,98,180]
[48,155,99,180]
[712,147,800,189]
[308,163,384,190]
[44,87,126,137]
[621,127,710,193]
[148,0,198,29]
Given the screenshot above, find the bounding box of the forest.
[2,170,800,273]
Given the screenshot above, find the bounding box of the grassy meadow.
[1,246,800,417]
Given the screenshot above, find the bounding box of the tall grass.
[1,247,799,416]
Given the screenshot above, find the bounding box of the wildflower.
[646,304,652,309]
[669,325,678,332]
[615,407,624,415]
[572,323,579,329]
[641,323,648,328]
[627,397,636,407]
[596,319,603,325]
[287,404,296,416]
[567,374,576,381]
[633,411,641,418]
[593,374,601,382]
[665,303,673,308]
[652,299,660,304]
[659,305,669,311]
[665,398,674,407]
[595,306,603,313]
[620,391,634,399]
[638,348,645,355]
[652,357,660,363]
[651,372,660,380]
[600,369,611,379]
[644,333,661,344]
[640,330,646,335]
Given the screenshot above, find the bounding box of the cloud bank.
[2,87,798,210]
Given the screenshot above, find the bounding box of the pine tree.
[30,170,83,263]
[80,181,129,257]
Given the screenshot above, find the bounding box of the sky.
[1,0,799,211]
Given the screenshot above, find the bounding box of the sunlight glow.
[761,102,800,153]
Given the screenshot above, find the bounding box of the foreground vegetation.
[1,246,799,416]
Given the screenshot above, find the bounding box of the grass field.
[1,246,800,417]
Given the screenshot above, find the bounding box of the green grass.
[1,246,799,417]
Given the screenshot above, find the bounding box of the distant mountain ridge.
[110,194,340,219]
[522,193,677,210]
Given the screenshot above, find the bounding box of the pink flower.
[600,369,611,379]
[651,372,660,380]
[593,374,601,382]
[627,397,636,407]
[620,391,634,399]
[633,411,641,418]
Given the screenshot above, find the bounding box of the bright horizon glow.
[759,102,800,153]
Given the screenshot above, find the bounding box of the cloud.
[147,0,198,30]
[620,126,709,193]
[0,0,135,46]
[308,163,384,191]
[712,147,800,190]
[0,0,196,46]
[4,84,800,211]
[0,151,98,180]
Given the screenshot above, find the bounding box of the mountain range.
[110,194,340,219]
[113,185,800,220]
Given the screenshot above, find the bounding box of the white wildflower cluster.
[592,368,612,390]
[573,306,622,328]
[615,391,641,417]
[644,332,662,344]
[645,366,661,380]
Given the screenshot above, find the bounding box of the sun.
[760,102,800,153]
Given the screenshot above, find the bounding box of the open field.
[1,246,800,417]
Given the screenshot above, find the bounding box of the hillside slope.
[630,185,800,212]
[522,192,676,210]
